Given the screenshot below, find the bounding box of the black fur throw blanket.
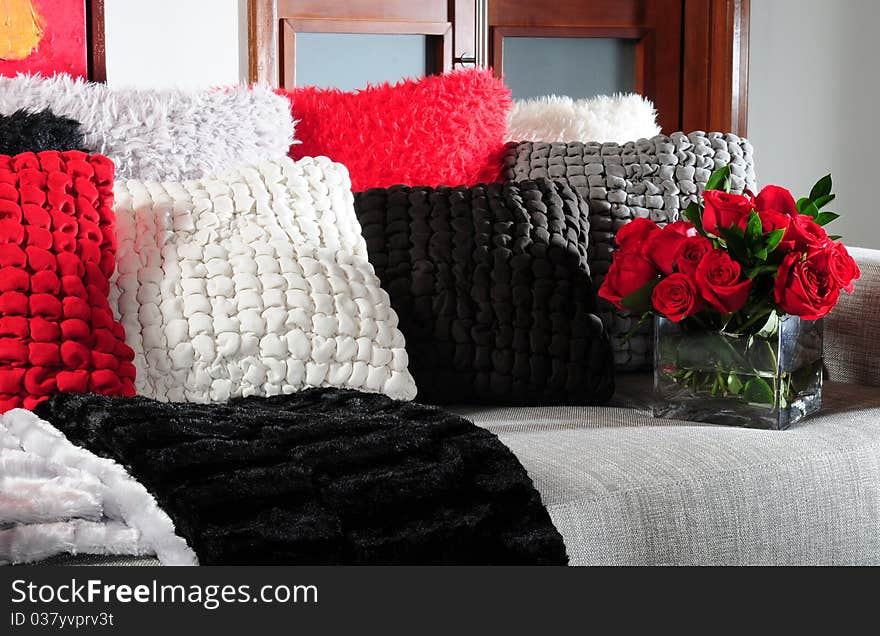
[354,179,615,405]
[0,109,86,155]
[34,389,568,565]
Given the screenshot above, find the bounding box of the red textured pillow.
[0,150,135,411]
[282,69,511,191]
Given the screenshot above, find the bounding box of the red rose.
[757,208,794,251]
[701,190,754,236]
[774,250,840,319]
[616,217,658,250]
[755,185,798,216]
[598,252,659,309]
[673,235,713,277]
[651,273,703,322]
[787,214,829,253]
[828,242,861,294]
[642,221,696,275]
[695,249,753,313]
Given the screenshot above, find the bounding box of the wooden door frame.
[88,0,106,81]
[278,19,451,89]
[248,0,453,88]
[486,0,684,133]
[248,0,750,134]
[682,0,750,136]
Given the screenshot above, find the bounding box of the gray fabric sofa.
[32,248,880,567]
[456,247,880,565]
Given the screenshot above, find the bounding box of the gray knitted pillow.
[502,132,756,369]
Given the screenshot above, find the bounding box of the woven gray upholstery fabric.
[502,132,757,369]
[826,247,880,387]
[455,377,880,565]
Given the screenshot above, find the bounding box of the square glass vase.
[653,314,823,430]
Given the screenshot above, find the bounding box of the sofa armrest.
[825,246,880,386]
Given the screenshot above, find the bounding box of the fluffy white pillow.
[506,93,661,144]
[111,157,416,403]
[0,75,296,182]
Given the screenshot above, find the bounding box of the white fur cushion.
[506,93,661,144]
[111,157,416,403]
[0,74,296,182]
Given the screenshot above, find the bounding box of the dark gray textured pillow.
[354,178,615,405]
[0,109,85,155]
[502,132,757,369]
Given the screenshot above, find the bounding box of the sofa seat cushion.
[454,378,880,565]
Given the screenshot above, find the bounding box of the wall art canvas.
[0,0,89,78]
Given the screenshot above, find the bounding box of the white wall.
[105,0,246,88]
[749,0,880,248]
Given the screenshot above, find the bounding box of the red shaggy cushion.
[282,69,511,191]
[0,150,135,411]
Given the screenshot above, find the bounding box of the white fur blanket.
[506,93,661,144]
[0,409,195,565]
[0,75,296,182]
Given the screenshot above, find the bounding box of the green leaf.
[725,224,745,238]
[765,228,786,253]
[799,199,820,219]
[756,310,779,338]
[828,234,843,241]
[746,210,763,245]
[796,197,811,214]
[620,279,659,314]
[743,376,775,405]
[727,372,743,395]
[814,211,840,226]
[717,226,748,261]
[745,264,780,279]
[813,193,835,209]
[682,201,704,235]
[809,174,833,201]
[705,165,732,193]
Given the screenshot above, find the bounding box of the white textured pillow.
[111,157,416,403]
[506,93,661,144]
[0,74,296,182]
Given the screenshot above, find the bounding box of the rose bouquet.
[599,166,860,428]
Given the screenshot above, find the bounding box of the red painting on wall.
[0,0,88,78]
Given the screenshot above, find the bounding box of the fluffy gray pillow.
[503,132,757,369]
[0,75,295,182]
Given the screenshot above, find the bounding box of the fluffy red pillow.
[0,150,136,411]
[282,69,511,191]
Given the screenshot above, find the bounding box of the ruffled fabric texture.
[502,133,757,369]
[506,93,662,145]
[0,75,296,182]
[0,151,135,412]
[112,157,416,403]
[0,109,86,156]
[354,179,615,405]
[282,69,511,191]
[34,389,568,565]
[0,408,195,565]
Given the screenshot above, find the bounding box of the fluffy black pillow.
[0,109,86,155]
[354,178,614,405]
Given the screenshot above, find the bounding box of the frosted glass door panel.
[296,33,429,90]
[503,37,637,99]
